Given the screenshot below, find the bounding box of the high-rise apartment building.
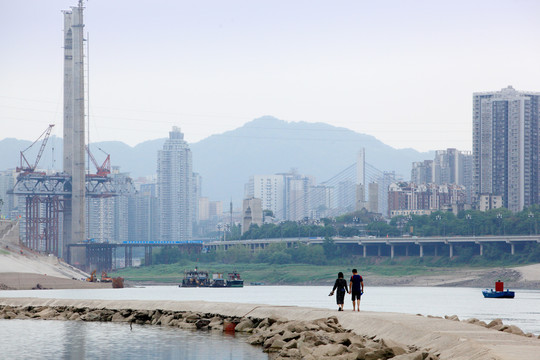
[85,167,133,243]
[246,172,314,221]
[473,86,540,212]
[411,160,433,185]
[283,173,313,221]
[368,182,379,213]
[246,175,285,219]
[129,182,159,243]
[158,127,193,241]
[377,171,399,217]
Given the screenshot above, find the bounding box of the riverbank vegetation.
[111,207,540,284]
[225,206,540,240]
[111,240,540,284]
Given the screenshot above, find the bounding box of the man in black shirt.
[349,268,364,311]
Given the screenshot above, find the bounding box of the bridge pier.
[363,245,367,258]
[419,244,423,257]
[390,244,395,259]
[434,245,438,257]
[449,244,453,258]
[405,246,409,257]
[377,245,381,257]
[476,242,483,256]
[511,243,515,255]
[144,246,152,266]
[125,246,132,267]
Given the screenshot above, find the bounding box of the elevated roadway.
[203,235,540,258]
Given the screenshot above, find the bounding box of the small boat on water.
[180,269,210,287]
[226,271,244,287]
[482,280,515,299]
[210,273,227,287]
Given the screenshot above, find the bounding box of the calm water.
[0,319,266,360]
[0,285,539,359]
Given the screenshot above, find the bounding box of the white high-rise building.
[158,127,193,241]
[246,175,285,220]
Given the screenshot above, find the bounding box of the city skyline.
[2,1,540,152]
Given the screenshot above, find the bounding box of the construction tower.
[62,0,86,256]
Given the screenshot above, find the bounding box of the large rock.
[80,311,101,322]
[3,311,17,319]
[34,308,58,319]
[235,318,255,332]
[311,344,348,357]
[380,338,407,356]
[486,318,503,328]
[269,339,286,352]
[504,325,525,336]
[282,330,301,342]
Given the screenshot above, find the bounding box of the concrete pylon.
[62,2,86,260]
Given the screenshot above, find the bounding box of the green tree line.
[230,206,540,240]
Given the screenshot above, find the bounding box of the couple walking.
[329,269,364,311]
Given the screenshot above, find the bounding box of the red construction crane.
[17,124,55,174]
[86,145,111,177]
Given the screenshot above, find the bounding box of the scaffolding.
[10,172,135,258]
[24,195,63,254]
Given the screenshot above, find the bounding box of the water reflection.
[0,320,267,360]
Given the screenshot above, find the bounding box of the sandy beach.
[2,235,540,290]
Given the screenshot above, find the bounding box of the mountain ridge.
[0,116,433,203]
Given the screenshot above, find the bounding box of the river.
[0,285,539,359]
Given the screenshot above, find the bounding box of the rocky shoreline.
[0,303,439,360]
[1,298,539,360]
[1,302,539,360]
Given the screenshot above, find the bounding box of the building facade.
[158,127,193,241]
[388,182,466,217]
[473,86,540,212]
[0,170,17,218]
[242,197,263,234]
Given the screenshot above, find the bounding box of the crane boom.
[86,145,111,177]
[17,124,55,174]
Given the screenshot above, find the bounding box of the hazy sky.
[1,0,539,152]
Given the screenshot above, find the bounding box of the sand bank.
[0,297,538,360]
[0,273,111,290]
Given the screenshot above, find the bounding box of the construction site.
[6,1,135,271]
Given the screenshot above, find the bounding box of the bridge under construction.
[9,1,133,262]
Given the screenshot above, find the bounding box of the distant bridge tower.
[62,0,86,256]
[356,148,367,211]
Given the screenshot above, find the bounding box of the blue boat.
[482,289,515,298]
[482,280,515,298]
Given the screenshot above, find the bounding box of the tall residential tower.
[473,86,540,212]
[158,127,193,241]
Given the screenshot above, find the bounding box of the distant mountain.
[0,116,433,203]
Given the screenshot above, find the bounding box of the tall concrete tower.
[62,1,86,256]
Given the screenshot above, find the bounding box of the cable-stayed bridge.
[271,161,400,221]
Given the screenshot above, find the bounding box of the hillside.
[0,116,433,202]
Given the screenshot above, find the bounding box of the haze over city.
[2,0,540,151]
